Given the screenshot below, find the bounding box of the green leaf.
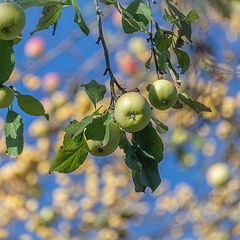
[133,123,164,162]
[118,0,151,34]
[49,132,88,173]
[82,80,106,109]
[31,6,63,36]
[132,165,146,192]
[72,0,89,35]
[64,115,93,138]
[84,111,113,147]
[154,48,168,74]
[136,151,161,193]
[119,132,138,170]
[174,48,190,74]
[172,99,183,109]
[4,110,24,158]
[178,93,212,113]
[151,112,168,135]
[154,29,172,51]
[17,0,70,9]
[0,40,15,85]
[145,54,152,72]
[118,132,146,192]
[17,95,49,120]
[184,10,199,23]
[163,9,180,23]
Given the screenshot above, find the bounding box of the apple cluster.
[0,2,26,109]
[84,79,178,157]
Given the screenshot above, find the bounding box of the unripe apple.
[206,162,230,187]
[24,36,45,57]
[148,79,178,110]
[114,92,151,132]
[84,121,121,156]
[0,2,26,40]
[42,72,60,93]
[0,85,14,108]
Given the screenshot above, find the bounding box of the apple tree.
[0,0,211,194]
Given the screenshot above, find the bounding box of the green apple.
[84,121,121,156]
[114,92,151,132]
[206,162,230,187]
[148,79,178,110]
[0,85,14,108]
[0,2,26,41]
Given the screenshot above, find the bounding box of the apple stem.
[93,0,125,109]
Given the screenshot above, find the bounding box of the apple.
[0,2,26,40]
[128,36,147,55]
[84,121,121,156]
[0,85,14,108]
[148,79,178,110]
[115,51,138,75]
[42,72,60,93]
[114,92,151,132]
[206,162,230,187]
[24,36,45,57]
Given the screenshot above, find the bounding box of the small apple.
[206,162,230,187]
[0,85,14,108]
[0,2,26,40]
[114,92,151,132]
[84,121,121,156]
[116,51,138,75]
[42,72,60,93]
[24,36,45,57]
[128,36,147,55]
[148,79,178,110]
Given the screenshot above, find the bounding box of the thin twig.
[93,0,125,109]
[146,0,162,79]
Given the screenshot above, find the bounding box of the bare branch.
[93,0,125,109]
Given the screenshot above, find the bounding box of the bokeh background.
[0,0,240,239]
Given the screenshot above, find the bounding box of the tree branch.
[93,0,125,109]
[146,0,162,80]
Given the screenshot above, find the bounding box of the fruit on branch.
[42,72,60,93]
[24,36,45,57]
[0,2,26,40]
[148,79,178,110]
[84,121,121,157]
[116,51,138,75]
[114,92,151,132]
[206,162,230,187]
[0,85,14,108]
